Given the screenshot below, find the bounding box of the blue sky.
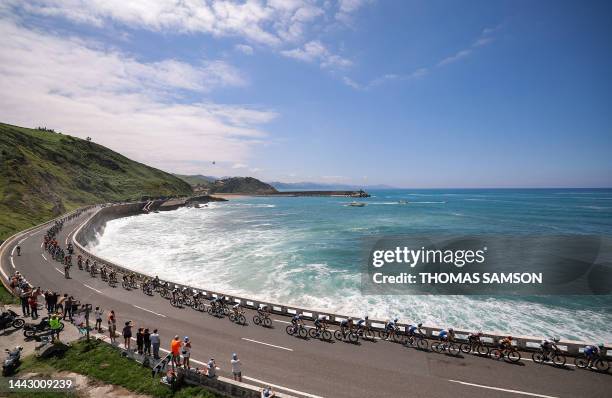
[0,0,610,187]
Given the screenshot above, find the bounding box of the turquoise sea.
[90,189,612,342]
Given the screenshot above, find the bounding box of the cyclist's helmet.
[552,337,560,343]
[417,323,423,328]
[449,328,454,332]
[598,343,605,349]
[394,317,399,322]
[365,316,369,320]
[507,336,513,340]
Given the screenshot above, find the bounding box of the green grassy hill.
[0,123,192,240]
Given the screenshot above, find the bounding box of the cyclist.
[153,275,160,288]
[407,323,424,338]
[439,328,455,343]
[356,316,368,335]
[77,255,83,269]
[231,303,241,317]
[313,316,326,334]
[258,304,270,318]
[340,318,353,336]
[385,318,399,338]
[540,337,559,359]
[16,245,21,256]
[291,313,303,333]
[499,335,513,351]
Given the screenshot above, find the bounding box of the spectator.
[143,328,151,356]
[182,337,191,369]
[107,310,116,343]
[94,307,103,332]
[49,313,62,341]
[136,328,144,354]
[44,290,52,313]
[28,294,38,319]
[63,296,73,321]
[50,291,59,313]
[18,286,29,317]
[231,353,242,382]
[122,321,133,351]
[150,329,160,359]
[56,294,67,313]
[207,358,216,378]
[170,335,182,368]
[261,386,276,398]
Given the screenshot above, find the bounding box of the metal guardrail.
[70,203,611,357]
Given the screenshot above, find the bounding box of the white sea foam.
[89,202,612,343]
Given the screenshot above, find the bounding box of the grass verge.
[11,339,223,397]
[0,281,18,304]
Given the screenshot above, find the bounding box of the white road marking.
[274,319,291,324]
[241,338,293,352]
[54,267,64,275]
[83,284,103,294]
[41,253,48,261]
[243,376,325,398]
[0,266,9,281]
[40,241,44,248]
[133,305,167,318]
[448,379,560,398]
[10,256,15,269]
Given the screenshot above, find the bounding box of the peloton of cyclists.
[291,313,304,332]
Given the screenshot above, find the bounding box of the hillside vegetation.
[0,123,192,240]
[177,174,277,194]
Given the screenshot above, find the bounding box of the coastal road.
[2,210,611,398]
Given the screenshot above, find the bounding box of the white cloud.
[0,19,277,174]
[335,0,370,24]
[235,43,254,55]
[436,49,473,67]
[281,40,352,69]
[232,163,248,168]
[6,0,333,47]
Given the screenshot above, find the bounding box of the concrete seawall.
[72,203,609,358]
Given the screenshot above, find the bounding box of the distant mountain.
[267,181,397,191]
[211,177,277,194]
[0,122,192,240]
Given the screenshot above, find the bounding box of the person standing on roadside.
[231,353,242,381]
[207,358,216,378]
[170,335,182,368]
[49,313,61,341]
[107,310,117,343]
[17,286,29,317]
[150,329,160,359]
[28,293,38,319]
[94,307,103,332]
[122,321,133,351]
[143,328,151,356]
[182,337,191,369]
[16,245,21,256]
[63,296,73,321]
[136,328,144,354]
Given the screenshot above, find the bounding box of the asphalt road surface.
[2,209,611,398]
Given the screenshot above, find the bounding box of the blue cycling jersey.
[439,330,448,338]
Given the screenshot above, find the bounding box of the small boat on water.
[348,201,366,207]
[398,200,408,204]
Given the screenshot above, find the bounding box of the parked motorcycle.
[2,346,23,376]
[0,310,26,331]
[22,317,64,338]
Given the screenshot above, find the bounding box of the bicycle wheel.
[378,330,389,340]
[417,338,429,350]
[552,354,566,366]
[207,307,213,315]
[308,328,318,338]
[229,313,236,322]
[448,343,460,355]
[490,349,502,360]
[298,327,308,338]
[263,317,272,328]
[431,343,442,353]
[334,330,343,341]
[348,332,358,344]
[477,344,490,356]
[253,315,261,325]
[285,325,294,335]
[532,352,545,364]
[459,343,471,354]
[507,350,521,363]
[238,315,246,325]
[198,303,206,312]
[363,329,374,340]
[393,333,405,344]
[574,356,588,369]
[595,359,610,372]
[322,330,332,341]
